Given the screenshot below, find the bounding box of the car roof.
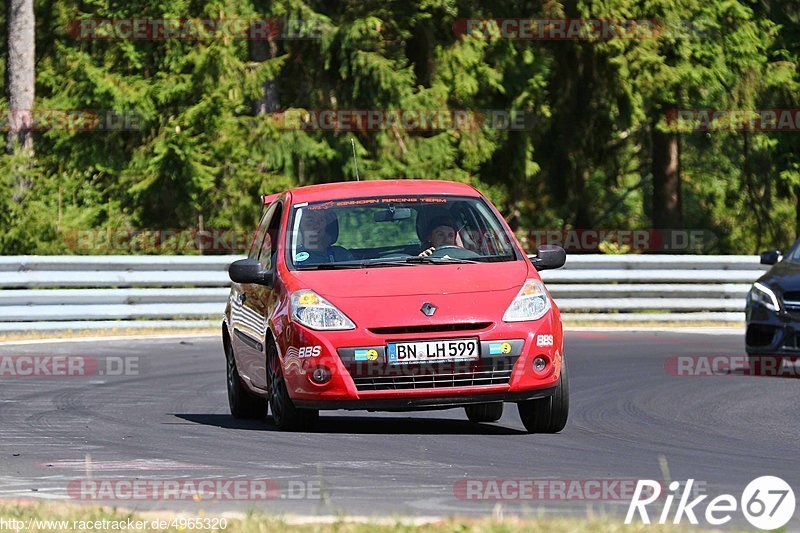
[284,179,481,204]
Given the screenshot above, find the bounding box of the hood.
[760,261,800,294]
[293,260,530,299]
[290,261,531,329]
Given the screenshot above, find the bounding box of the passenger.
[295,209,354,264]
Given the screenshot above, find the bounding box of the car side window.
[249,202,277,260]
[258,203,283,271]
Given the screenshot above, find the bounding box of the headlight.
[291,290,356,330]
[750,282,780,312]
[503,279,552,322]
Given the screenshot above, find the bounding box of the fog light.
[310,366,332,385]
[532,356,548,373]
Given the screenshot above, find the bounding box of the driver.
[296,209,354,264]
[418,216,461,257]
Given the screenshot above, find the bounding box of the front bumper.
[276,312,563,406]
[746,301,800,353]
[295,386,558,411]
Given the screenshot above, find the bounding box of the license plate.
[387,338,479,365]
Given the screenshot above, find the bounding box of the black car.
[746,244,800,355]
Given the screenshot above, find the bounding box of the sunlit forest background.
[1,0,799,254]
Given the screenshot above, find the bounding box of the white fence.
[0,255,769,331]
[539,255,767,323]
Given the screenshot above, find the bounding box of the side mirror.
[531,245,566,271]
[760,250,781,265]
[229,258,274,287]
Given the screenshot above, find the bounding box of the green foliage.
[2,0,799,254]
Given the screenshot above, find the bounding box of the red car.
[223,180,568,432]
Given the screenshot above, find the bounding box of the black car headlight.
[749,282,780,312]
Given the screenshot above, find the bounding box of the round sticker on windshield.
[295,252,310,262]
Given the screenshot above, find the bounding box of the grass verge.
[0,502,716,532]
[0,328,217,343]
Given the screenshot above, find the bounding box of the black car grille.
[782,291,800,301]
[353,368,512,391]
[781,291,800,317]
[784,306,800,322]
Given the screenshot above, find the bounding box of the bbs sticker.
[536,334,554,347]
[297,346,321,358]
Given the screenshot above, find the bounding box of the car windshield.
[789,242,800,262]
[287,195,518,269]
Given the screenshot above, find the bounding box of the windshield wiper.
[298,259,421,270]
[361,259,424,268]
[296,262,366,270]
[471,254,515,263]
[404,256,479,264]
[297,256,480,270]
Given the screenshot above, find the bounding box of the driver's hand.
[418,247,435,257]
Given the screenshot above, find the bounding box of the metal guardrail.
[0,255,768,331]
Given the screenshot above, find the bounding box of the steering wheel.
[428,245,481,259]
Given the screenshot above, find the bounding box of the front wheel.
[226,339,267,419]
[465,402,504,423]
[517,357,569,433]
[267,342,319,431]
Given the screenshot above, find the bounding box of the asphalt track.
[0,331,798,527]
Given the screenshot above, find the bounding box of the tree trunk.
[651,125,681,229]
[795,185,800,243]
[407,22,434,87]
[5,0,35,154]
[249,36,279,115]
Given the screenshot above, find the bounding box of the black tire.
[225,338,268,419]
[465,402,504,423]
[266,342,319,431]
[517,357,569,433]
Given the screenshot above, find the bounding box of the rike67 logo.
[626,476,796,530]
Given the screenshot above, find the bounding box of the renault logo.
[420,302,437,316]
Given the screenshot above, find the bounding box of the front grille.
[368,322,492,335]
[782,291,800,301]
[783,300,800,311]
[353,368,512,391]
[781,291,800,316]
